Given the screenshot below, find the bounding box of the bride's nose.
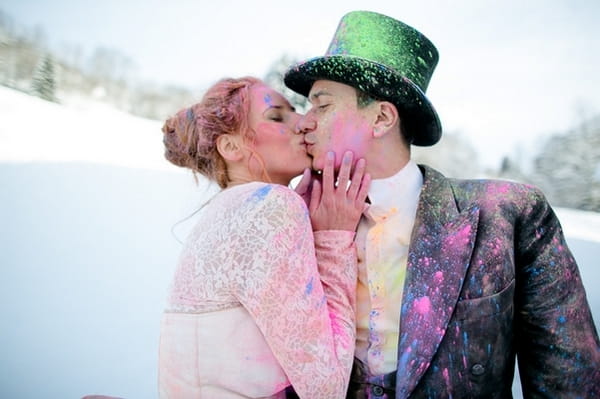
[295,115,316,135]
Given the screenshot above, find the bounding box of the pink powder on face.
[254,122,288,140]
[326,109,371,169]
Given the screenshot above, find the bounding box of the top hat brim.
[284,55,442,146]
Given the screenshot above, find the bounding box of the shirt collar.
[365,160,423,222]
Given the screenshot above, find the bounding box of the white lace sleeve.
[229,184,357,399]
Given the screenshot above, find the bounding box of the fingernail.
[327,151,334,160]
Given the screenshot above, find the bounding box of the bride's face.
[245,84,310,185]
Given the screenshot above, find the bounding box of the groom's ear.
[372,101,399,138]
[216,134,244,161]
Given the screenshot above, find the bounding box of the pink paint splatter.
[456,224,472,244]
[414,296,432,315]
[443,224,472,249]
[443,367,450,386]
[329,313,351,350]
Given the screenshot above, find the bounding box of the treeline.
[497,115,600,212]
[0,9,196,120]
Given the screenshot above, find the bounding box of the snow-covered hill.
[0,86,171,171]
[1,87,598,398]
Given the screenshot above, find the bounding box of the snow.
[555,207,600,244]
[0,86,170,172]
[0,87,598,398]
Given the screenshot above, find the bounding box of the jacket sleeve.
[230,185,357,399]
[514,186,600,397]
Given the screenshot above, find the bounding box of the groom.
[285,11,599,398]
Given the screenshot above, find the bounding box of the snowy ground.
[1,87,598,398]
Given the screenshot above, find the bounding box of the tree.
[530,114,600,211]
[31,54,56,102]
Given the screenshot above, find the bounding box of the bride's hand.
[294,167,315,208]
[309,151,370,232]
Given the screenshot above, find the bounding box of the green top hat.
[284,11,441,146]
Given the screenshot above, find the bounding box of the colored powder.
[414,296,432,315]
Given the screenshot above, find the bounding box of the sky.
[2,0,600,168]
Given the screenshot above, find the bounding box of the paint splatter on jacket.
[393,165,600,398]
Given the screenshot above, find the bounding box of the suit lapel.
[395,166,479,398]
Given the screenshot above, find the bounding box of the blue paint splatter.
[398,348,412,373]
[305,277,314,296]
[317,295,326,309]
[249,185,272,202]
[264,93,272,106]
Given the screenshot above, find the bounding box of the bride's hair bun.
[161,76,261,188]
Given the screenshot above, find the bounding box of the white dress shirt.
[355,160,423,375]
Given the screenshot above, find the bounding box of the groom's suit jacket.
[390,165,599,398]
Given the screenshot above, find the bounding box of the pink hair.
[162,76,263,188]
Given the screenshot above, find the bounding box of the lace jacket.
[159,182,357,399]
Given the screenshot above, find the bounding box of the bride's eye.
[266,110,284,122]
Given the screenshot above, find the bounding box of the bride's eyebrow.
[266,104,296,112]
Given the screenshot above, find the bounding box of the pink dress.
[158,182,357,398]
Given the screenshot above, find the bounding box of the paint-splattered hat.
[284,11,441,146]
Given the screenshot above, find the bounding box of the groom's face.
[299,80,373,171]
